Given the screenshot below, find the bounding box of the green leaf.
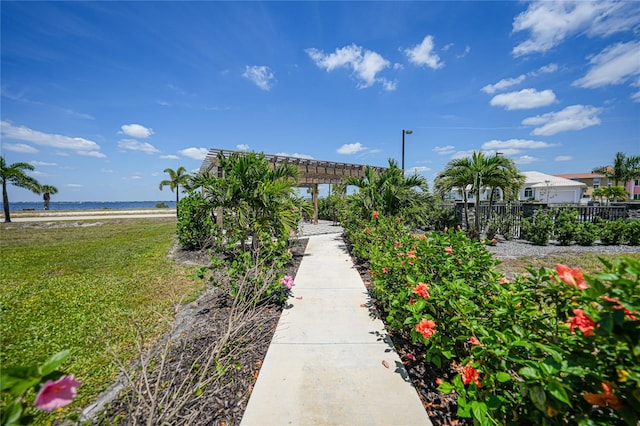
[2,402,24,426]
[39,350,71,376]
[471,401,490,426]
[530,385,547,412]
[519,366,540,380]
[548,381,571,406]
[496,372,511,383]
[437,382,455,394]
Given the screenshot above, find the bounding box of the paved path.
[241,233,432,426]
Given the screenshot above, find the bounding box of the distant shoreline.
[2,200,177,212]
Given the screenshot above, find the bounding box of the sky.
[1,1,639,202]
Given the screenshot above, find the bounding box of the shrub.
[599,219,628,245]
[177,192,217,250]
[521,208,553,245]
[155,202,169,208]
[346,212,640,425]
[574,221,599,246]
[626,219,640,246]
[554,208,578,245]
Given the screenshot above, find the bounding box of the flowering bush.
[344,212,640,425]
[1,350,81,425]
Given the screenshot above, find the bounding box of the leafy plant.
[176,192,217,250]
[1,350,80,425]
[599,219,628,245]
[574,221,599,246]
[521,208,553,245]
[626,219,640,246]
[553,208,578,246]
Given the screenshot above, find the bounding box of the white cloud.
[3,143,39,154]
[573,41,640,88]
[512,1,640,56]
[274,152,314,159]
[536,63,558,74]
[406,166,431,174]
[243,65,276,91]
[30,161,57,166]
[482,139,557,150]
[555,155,573,161]
[160,154,180,160]
[118,139,160,154]
[1,121,102,153]
[433,145,456,155]
[237,144,250,151]
[337,142,366,155]
[404,35,444,69]
[457,46,471,59]
[481,75,526,94]
[306,44,391,89]
[513,155,540,164]
[451,149,477,159]
[522,104,602,136]
[490,88,556,110]
[179,147,209,160]
[100,168,114,173]
[632,91,640,103]
[66,183,83,188]
[120,123,154,139]
[77,150,106,158]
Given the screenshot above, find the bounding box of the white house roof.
[522,171,587,188]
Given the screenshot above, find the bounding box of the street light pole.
[402,129,413,171]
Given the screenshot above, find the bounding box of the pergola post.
[312,183,319,225]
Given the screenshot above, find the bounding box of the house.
[444,170,586,204]
[556,172,640,201]
[520,171,586,204]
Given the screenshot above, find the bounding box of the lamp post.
[402,129,413,171]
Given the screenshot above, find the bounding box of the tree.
[201,152,304,255]
[1,156,41,222]
[593,186,628,203]
[593,152,640,186]
[37,184,58,210]
[158,166,190,215]
[344,158,427,218]
[435,151,524,237]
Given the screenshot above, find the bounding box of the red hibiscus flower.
[462,363,481,387]
[372,211,379,219]
[445,246,453,254]
[412,282,430,299]
[469,336,481,345]
[556,264,588,290]
[415,318,436,338]
[583,382,623,410]
[566,308,595,336]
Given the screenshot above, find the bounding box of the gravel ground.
[485,239,640,259]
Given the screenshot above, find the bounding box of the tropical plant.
[158,166,190,215]
[593,186,629,203]
[435,151,524,238]
[554,208,579,246]
[344,158,427,220]
[1,156,41,222]
[593,151,640,187]
[521,208,553,245]
[36,184,59,210]
[201,152,304,256]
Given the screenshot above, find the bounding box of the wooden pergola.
[199,148,387,223]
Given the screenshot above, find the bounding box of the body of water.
[1,201,176,211]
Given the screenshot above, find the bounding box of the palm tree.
[204,152,303,255]
[435,151,524,237]
[37,184,59,210]
[435,158,473,230]
[344,158,427,218]
[1,156,41,222]
[159,166,190,215]
[593,152,640,186]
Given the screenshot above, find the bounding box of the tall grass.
[0,218,203,422]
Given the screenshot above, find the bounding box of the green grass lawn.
[496,251,640,275]
[0,218,203,422]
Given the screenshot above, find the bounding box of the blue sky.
[1,1,639,202]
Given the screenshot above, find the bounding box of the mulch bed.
[95,238,308,425]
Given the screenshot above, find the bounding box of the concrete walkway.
[241,233,432,426]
